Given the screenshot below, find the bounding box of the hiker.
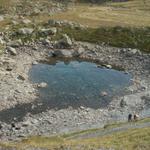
[133,114,139,121]
[128,113,132,122]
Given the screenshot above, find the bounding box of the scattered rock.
[39,28,57,36]
[6,47,17,56]
[18,28,34,35]
[17,74,27,81]
[120,99,127,107]
[73,47,85,56]
[42,39,51,45]
[21,19,31,24]
[0,16,4,21]
[0,37,5,45]
[7,40,22,47]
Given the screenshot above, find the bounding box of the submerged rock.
[100,91,108,97]
[37,82,48,88]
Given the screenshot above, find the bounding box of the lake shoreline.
[0,41,150,141]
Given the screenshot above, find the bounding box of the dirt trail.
[69,122,150,140]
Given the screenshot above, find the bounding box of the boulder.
[6,47,17,55]
[41,39,51,45]
[39,28,57,36]
[48,19,56,26]
[126,48,141,57]
[55,34,73,49]
[17,74,27,81]
[53,49,74,57]
[7,39,22,47]
[120,99,127,107]
[73,47,85,56]
[48,19,61,26]
[18,28,34,35]
[0,37,5,45]
[21,19,31,24]
[0,16,4,21]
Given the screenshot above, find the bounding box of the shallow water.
[0,59,133,123]
[29,59,132,109]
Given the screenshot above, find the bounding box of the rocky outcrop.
[54,34,73,49]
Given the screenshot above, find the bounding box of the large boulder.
[53,49,74,57]
[54,34,73,49]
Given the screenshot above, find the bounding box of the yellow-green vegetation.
[1,118,150,150]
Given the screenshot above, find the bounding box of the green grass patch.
[55,26,150,52]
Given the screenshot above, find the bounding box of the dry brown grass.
[1,127,150,150]
[48,0,150,28]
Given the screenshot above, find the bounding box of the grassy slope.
[54,26,150,52]
[50,0,150,28]
[1,118,150,150]
[50,0,150,52]
[0,0,149,52]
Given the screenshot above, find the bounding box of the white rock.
[37,82,48,88]
[18,28,34,35]
[7,47,17,55]
[105,64,112,69]
[0,16,4,21]
[100,91,108,97]
[32,61,38,65]
[21,19,31,24]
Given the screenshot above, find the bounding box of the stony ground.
[0,38,150,142]
[0,0,149,144]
